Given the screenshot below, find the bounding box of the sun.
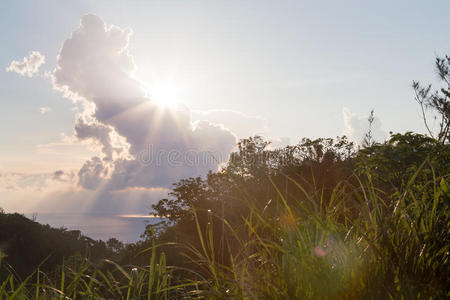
[147,79,183,109]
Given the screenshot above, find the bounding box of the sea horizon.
[24,212,165,243]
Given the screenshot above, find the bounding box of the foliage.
[356,132,450,191]
[0,213,120,280]
[413,55,450,143]
[0,242,193,299]
[142,132,448,298]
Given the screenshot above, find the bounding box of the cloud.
[191,109,269,139]
[268,137,291,149]
[343,107,386,144]
[36,133,97,162]
[52,14,237,191]
[40,107,52,114]
[0,168,168,215]
[0,170,76,191]
[74,117,126,161]
[0,171,167,214]
[77,156,111,189]
[6,51,45,77]
[52,170,71,182]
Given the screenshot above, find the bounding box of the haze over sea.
[26,213,164,243]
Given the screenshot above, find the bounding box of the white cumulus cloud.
[191,109,269,139]
[40,107,52,114]
[52,14,237,190]
[343,107,386,144]
[6,51,45,77]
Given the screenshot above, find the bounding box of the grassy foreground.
[0,167,448,299]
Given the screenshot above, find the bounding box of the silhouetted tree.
[413,55,450,143]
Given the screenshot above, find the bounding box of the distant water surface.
[28,213,164,243]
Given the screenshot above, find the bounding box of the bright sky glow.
[146,78,184,109]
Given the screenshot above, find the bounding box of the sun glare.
[148,79,183,109]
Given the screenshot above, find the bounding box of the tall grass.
[180,167,449,299]
[1,167,448,299]
[0,241,195,299]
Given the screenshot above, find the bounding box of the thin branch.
[413,86,434,138]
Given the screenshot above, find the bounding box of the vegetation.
[0,56,448,299]
[0,212,123,279]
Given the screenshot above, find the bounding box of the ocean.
[28,213,165,243]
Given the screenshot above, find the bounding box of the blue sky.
[0,0,449,214]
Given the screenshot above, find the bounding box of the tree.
[356,132,450,192]
[412,55,450,143]
[362,110,376,147]
[106,238,124,253]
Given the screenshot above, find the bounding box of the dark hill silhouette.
[0,212,118,280]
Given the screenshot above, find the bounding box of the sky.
[0,0,449,215]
